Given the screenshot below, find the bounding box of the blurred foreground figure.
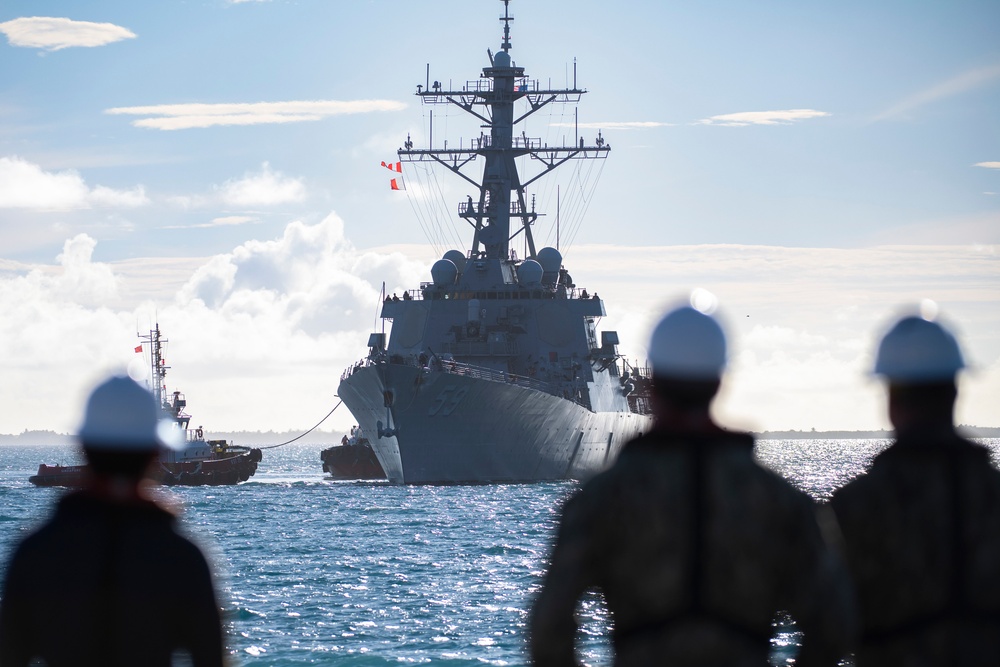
[0,376,224,667]
[529,304,855,666]
[831,315,1000,665]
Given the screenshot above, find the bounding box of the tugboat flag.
[134,345,143,353]
[390,178,403,191]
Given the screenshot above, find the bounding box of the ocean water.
[2,438,999,666]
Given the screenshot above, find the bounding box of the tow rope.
[259,400,343,449]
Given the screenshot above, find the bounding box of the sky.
[1,0,998,437]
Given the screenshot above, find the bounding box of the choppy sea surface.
[2,438,999,666]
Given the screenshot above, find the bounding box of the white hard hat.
[78,375,185,451]
[874,315,964,382]
[649,306,727,380]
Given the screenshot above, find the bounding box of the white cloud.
[216,162,306,206]
[208,215,255,226]
[0,156,148,209]
[161,216,257,230]
[0,215,429,434]
[105,100,407,130]
[551,121,673,130]
[696,109,830,127]
[975,162,1000,169]
[0,156,88,208]
[0,16,136,51]
[89,185,149,208]
[874,63,1000,122]
[0,235,123,427]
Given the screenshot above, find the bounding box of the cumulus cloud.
[105,99,407,130]
[215,162,306,206]
[0,16,136,51]
[0,234,124,428]
[975,162,1000,169]
[696,109,830,126]
[0,156,149,209]
[0,215,429,433]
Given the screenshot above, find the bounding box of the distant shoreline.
[756,426,1000,439]
[3,426,1000,446]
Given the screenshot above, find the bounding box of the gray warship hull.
[339,364,650,484]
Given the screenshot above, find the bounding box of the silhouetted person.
[831,314,1000,665]
[0,375,224,667]
[529,304,855,666]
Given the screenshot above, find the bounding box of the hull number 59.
[428,386,468,416]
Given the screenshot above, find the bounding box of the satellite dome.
[536,247,562,273]
[443,250,466,272]
[431,259,458,286]
[493,51,511,68]
[517,259,543,286]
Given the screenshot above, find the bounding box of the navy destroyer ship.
[337,1,653,483]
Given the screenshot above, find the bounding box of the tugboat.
[320,426,386,480]
[29,325,262,487]
[336,1,654,484]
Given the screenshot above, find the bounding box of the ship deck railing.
[387,285,599,302]
[340,356,590,409]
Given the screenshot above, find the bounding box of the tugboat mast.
[399,0,609,262]
[140,324,170,408]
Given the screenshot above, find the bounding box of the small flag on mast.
[390,178,403,191]
[381,161,402,173]
[134,345,143,353]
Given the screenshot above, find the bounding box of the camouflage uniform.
[529,431,855,667]
[831,430,1000,665]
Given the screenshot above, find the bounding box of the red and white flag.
[390,178,403,191]
[381,160,402,173]
[134,345,142,353]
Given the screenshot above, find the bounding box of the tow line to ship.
[259,400,343,450]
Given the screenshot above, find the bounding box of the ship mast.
[140,324,170,408]
[398,0,609,261]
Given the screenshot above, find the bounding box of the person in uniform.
[0,375,225,667]
[529,304,855,666]
[830,314,1000,665]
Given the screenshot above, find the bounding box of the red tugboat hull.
[320,440,386,480]
[28,448,263,488]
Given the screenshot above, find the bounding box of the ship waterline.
[339,362,649,484]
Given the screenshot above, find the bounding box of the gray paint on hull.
[338,364,651,484]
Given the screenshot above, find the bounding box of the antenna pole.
[501,0,512,52]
